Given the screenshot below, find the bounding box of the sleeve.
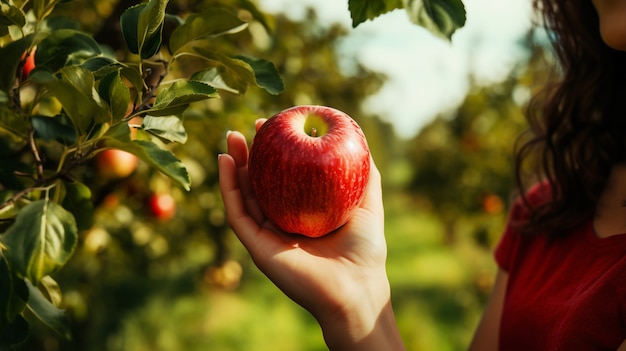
[494,182,549,272]
[494,206,521,272]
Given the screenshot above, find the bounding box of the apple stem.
[311,128,317,137]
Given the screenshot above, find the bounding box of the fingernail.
[226,130,232,137]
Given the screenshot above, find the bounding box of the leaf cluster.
[349,0,466,40]
[0,0,282,346]
[0,0,470,347]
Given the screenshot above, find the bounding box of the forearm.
[316,280,405,351]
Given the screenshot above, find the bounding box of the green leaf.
[35,29,102,72]
[0,34,34,93]
[190,46,256,94]
[120,66,145,103]
[25,280,71,339]
[61,181,94,232]
[0,0,26,30]
[0,255,29,323]
[32,0,63,20]
[120,4,142,55]
[169,7,248,54]
[0,314,29,347]
[0,199,78,284]
[137,0,168,58]
[30,66,110,134]
[99,71,131,122]
[102,136,190,190]
[102,120,132,142]
[44,15,80,31]
[403,0,466,40]
[0,103,28,144]
[38,276,62,307]
[120,0,168,59]
[138,0,168,37]
[144,80,218,116]
[143,115,187,143]
[132,140,190,190]
[31,114,78,146]
[237,0,273,33]
[235,55,284,95]
[190,68,238,94]
[80,56,119,75]
[348,0,403,27]
[84,60,144,103]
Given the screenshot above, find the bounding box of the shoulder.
[495,181,553,270]
[509,181,553,223]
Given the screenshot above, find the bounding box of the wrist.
[315,272,405,351]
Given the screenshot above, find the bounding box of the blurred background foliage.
[13,0,552,350]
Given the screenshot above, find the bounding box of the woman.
[218,0,626,349]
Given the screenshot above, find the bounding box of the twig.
[133,59,170,115]
[0,152,89,211]
[28,128,44,179]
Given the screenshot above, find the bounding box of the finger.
[226,131,252,198]
[255,118,267,132]
[360,156,384,217]
[226,130,249,168]
[219,153,289,272]
[227,130,266,224]
[218,153,264,248]
[343,156,387,251]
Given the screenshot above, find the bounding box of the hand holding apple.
[218,129,403,350]
[248,105,371,237]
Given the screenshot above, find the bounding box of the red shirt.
[495,185,626,350]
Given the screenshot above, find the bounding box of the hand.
[218,120,404,350]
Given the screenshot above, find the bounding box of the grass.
[105,189,501,351]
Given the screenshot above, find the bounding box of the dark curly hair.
[515,0,626,236]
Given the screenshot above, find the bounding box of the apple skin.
[482,193,504,215]
[148,193,176,221]
[96,149,139,179]
[248,105,371,238]
[21,47,36,80]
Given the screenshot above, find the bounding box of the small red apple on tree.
[148,193,176,221]
[248,105,371,238]
[482,193,504,214]
[21,47,36,80]
[96,149,139,179]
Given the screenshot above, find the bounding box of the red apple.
[482,193,504,214]
[21,47,36,80]
[148,193,176,221]
[248,105,371,238]
[96,149,139,179]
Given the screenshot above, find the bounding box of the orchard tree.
[0,0,466,348]
[0,0,283,346]
[405,31,554,245]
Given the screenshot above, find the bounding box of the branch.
[133,59,170,115]
[0,152,88,211]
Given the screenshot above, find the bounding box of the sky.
[257,0,534,138]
